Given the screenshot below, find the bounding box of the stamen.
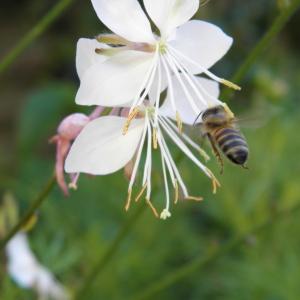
[96,34,130,46]
[153,128,158,149]
[123,107,139,135]
[199,149,210,162]
[163,117,211,162]
[221,79,241,91]
[135,184,147,202]
[185,196,204,202]
[164,54,200,114]
[95,47,128,56]
[176,111,183,134]
[166,50,208,106]
[159,116,211,176]
[168,46,241,91]
[174,180,179,204]
[130,48,159,110]
[222,103,235,119]
[125,188,132,211]
[128,121,148,190]
[146,199,159,218]
[206,168,221,194]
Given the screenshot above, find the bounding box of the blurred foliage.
[1,0,300,299]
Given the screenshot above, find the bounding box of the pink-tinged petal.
[144,0,199,38]
[159,76,222,125]
[169,20,233,74]
[91,0,155,43]
[65,116,145,175]
[75,50,154,107]
[76,38,109,80]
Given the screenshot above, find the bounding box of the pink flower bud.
[57,113,90,140]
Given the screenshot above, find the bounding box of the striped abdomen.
[214,127,249,165]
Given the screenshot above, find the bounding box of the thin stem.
[0,0,75,75]
[132,202,300,300]
[73,203,147,300]
[222,0,300,98]
[0,176,56,251]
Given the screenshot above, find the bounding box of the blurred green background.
[1,0,300,299]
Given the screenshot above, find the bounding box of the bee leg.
[242,164,249,170]
[207,134,224,174]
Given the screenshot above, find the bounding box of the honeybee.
[199,105,249,173]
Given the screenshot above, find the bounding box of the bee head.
[201,105,229,124]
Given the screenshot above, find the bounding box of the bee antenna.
[193,111,203,126]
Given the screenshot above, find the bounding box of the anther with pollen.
[176,111,183,134]
[146,199,159,218]
[125,189,132,211]
[135,184,147,203]
[174,180,179,204]
[123,107,139,135]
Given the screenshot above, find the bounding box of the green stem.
[234,0,300,82]
[73,203,147,300]
[0,176,55,251]
[223,0,300,98]
[132,203,300,300]
[0,0,74,75]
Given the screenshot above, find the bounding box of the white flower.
[75,0,238,122]
[65,100,220,219]
[6,233,70,300]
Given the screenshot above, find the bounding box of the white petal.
[76,50,154,107]
[91,0,154,43]
[6,234,39,288]
[159,76,222,125]
[144,0,199,38]
[76,38,109,80]
[169,20,233,74]
[65,116,145,175]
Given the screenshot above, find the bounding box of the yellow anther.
[199,148,210,162]
[96,34,130,45]
[135,184,147,203]
[176,111,183,134]
[174,180,179,204]
[146,199,159,218]
[153,128,158,150]
[185,196,204,202]
[221,79,241,91]
[125,189,132,211]
[223,103,235,119]
[206,168,221,194]
[95,47,127,56]
[123,107,139,135]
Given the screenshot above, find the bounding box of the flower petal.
[91,0,155,43]
[65,116,145,175]
[76,50,154,107]
[6,234,38,288]
[144,0,199,38]
[169,20,233,74]
[76,38,109,80]
[159,76,222,125]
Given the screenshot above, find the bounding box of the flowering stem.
[132,202,300,300]
[0,0,75,75]
[73,203,147,300]
[0,176,55,251]
[222,0,300,98]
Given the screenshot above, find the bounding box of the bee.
[199,105,249,173]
